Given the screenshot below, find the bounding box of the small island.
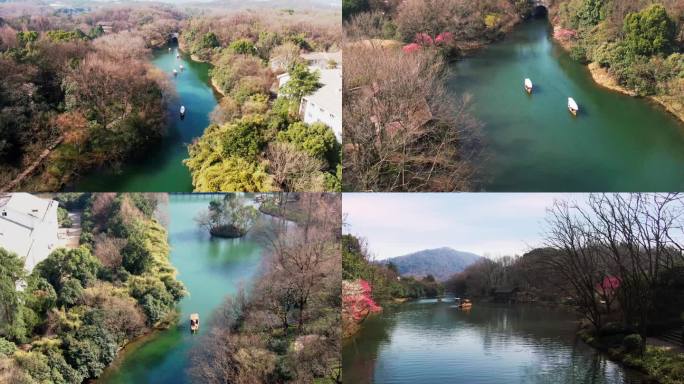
[195,194,257,238]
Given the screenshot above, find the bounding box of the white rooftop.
[0,193,59,273]
[303,67,342,124]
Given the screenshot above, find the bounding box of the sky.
[343,193,587,260]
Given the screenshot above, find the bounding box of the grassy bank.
[579,328,684,384]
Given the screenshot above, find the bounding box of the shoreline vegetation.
[342,193,684,384]
[0,193,186,384]
[178,9,342,192]
[189,193,342,383]
[342,0,684,192]
[0,3,342,192]
[0,4,183,191]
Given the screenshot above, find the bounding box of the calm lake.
[75,48,218,192]
[97,194,263,383]
[448,18,684,191]
[342,300,645,384]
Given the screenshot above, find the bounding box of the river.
[448,17,684,192]
[97,194,263,383]
[342,300,645,384]
[75,47,218,192]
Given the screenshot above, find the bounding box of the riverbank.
[578,328,684,384]
[550,24,684,125]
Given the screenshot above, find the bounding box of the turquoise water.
[343,300,645,384]
[98,194,263,383]
[75,48,218,192]
[448,18,684,191]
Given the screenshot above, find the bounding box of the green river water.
[343,300,645,384]
[448,18,684,191]
[75,48,218,192]
[97,194,263,383]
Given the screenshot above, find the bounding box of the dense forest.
[0,4,182,191]
[553,0,684,120]
[0,3,342,192]
[190,193,341,383]
[180,11,342,192]
[0,193,185,384]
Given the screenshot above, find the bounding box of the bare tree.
[343,44,482,191]
[544,193,684,334]
[265,142,327,192]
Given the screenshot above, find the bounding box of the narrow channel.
[97,194,263,383]
[75,47,218,192]
[448,17,684,191]
[342,300,645,384]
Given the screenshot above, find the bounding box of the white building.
[277,51,343,141]
[299,67,342,140]
[0,193,59,274]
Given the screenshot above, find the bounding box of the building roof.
[0,193,56,230]
[302,67,342,122]
[0,193,59,271]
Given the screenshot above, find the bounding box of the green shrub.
[229,39,256,55]
[623,4,675,57]
[277,122,338,167]
[57,207,72,228]
[58,278,84,307]
[34,246,100,291]
[201,32,220,49]
[622,334,643,354]
[0,337,16,356]
[121,228,152,275]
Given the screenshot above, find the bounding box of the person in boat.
[190,314,200,333]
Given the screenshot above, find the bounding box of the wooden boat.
[458,299,472,309]
[173,69,178,76]
[190,313,199,333]
[524,78,533,94]
[179,64,184,71]
[568,97,579,116]
[180,105,186,117]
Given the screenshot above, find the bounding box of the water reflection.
[342,302,644,384]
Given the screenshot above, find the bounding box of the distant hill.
[383,248,484,281]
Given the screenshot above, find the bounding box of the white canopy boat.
[173,68,178,76]
[568,97,579,116]
[180,105,186,116]
[179,64,184,71]
[524,78,533,94]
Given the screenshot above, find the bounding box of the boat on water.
[190,313,200,334]
[173,69,178,76]
[458,299,472,309]
[180,105,186,118]
[179,64,184,71]
[568,97,579,116]
[524,78,533,94]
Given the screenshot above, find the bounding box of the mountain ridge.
[383,247,484,281]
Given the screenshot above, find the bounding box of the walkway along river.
[97,194,263,383]
[448,18,684,192]
[75,47,218,192]
[342,300,645,384]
